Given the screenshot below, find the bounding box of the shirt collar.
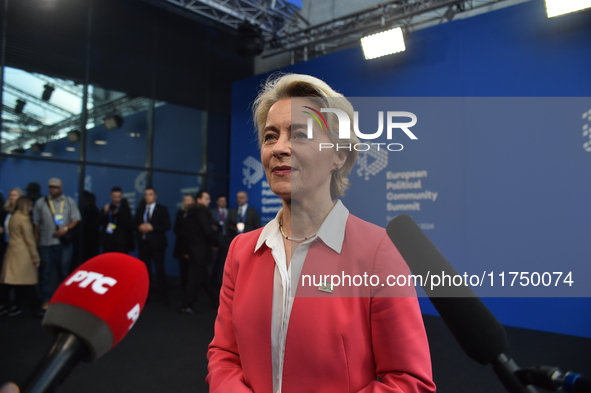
[255,200,349,254]
[316,200,348,254]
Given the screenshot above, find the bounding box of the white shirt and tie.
[144,203,156,222]
[142,203,156,239]
[237,204,248,223]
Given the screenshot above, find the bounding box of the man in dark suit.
[210,195,230,287]
[100,186,133,254]
[181,191,218,313]
[172,193,195,294]
[226,191,261,239]
[135,187,171,305]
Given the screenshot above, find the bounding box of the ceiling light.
[94,140,107,145]
[42,84,55,101]
[360,27,406,60]
[41,152,52,157]
[31,142,45,152]
[444,6,456,21]
[102,115,124,130]
[545,0,591,17]
[15,99,26,114]
[65,147,76,152]
[236,22,264,57]
[67,129,81,143]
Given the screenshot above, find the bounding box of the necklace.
[279,219,317,242]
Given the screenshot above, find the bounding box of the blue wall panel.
[228,1,591,337]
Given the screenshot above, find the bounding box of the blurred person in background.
[181,191,218,314]
[173,193,196,295]
[33,178,81,310]
[100,186,133,254]
[0,188,23,273]
[226,191,261,239]
[135,187,171,306]
[0,196,41,317]
[75,191,100,268]
[25,182,42,204]
[210,195,230,289]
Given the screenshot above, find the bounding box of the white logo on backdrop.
[84,175,92,192]
[583,108,591,152]
[135,171,148,194]
[242,156,264,188]
[356,149,388,180]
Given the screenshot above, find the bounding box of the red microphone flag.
[43,253,149,360]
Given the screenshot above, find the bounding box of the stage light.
[444,6,456,21]
[31,142,45,152]
[67,129,81,143]
[545,0,591,17]
[361,27,405,60]
[42,84,55,101]
[15,99,26,114]
[236,22,264,57]
[102,115,124,130]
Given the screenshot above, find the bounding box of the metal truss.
[264,0,515,61]
[162,0,309,35]
[1,96,157,152]
[32,73,85,98]
[3,83,77,117]
[156,0,516,62]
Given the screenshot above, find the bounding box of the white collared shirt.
[238,203,248,221]
[254,200,349,393]
[144,203,156,222]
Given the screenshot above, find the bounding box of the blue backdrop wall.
[228,0,591,338]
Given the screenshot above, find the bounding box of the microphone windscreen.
[42,253,149,360]
[386,214,508,365]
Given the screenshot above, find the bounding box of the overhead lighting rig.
[153,0,519,64]
[42,84,55,101]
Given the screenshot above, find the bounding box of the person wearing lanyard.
[100,186,133,254]
[33,178,81,309]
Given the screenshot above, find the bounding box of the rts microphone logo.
[65,270,118,295]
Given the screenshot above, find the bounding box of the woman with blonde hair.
[0,196,40,316]
[207,74,435,392]
[0,188,24,270]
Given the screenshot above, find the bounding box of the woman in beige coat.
[0,196,40,316]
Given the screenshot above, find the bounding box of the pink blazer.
[207,214,436,393]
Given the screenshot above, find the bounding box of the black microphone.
[22,253,149,393]
[516,366,591,393]
[386,214,536,393]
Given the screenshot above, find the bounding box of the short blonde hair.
[4,187,23,211]
[252,73,359,199]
